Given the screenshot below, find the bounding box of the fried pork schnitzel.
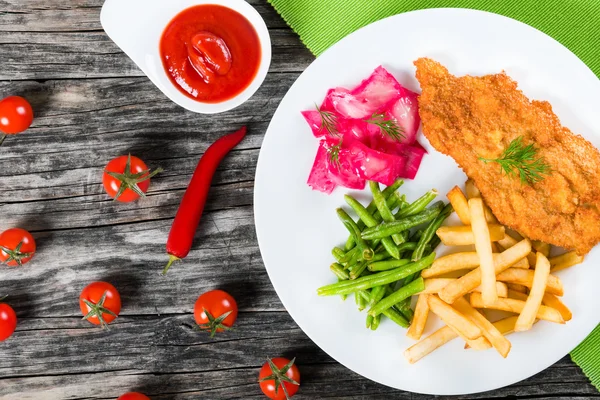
[415,58,600,255]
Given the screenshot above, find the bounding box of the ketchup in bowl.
[160,5,261,104]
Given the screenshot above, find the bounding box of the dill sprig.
[479,136,551,185]
[328,140,342,169]
[315,104,340,137]
[365,112,404,141]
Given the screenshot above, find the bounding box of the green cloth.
[267,0,600,78]
[572,324,600,390]
[267,0,600,390]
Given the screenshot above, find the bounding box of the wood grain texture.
[0,0,597,398]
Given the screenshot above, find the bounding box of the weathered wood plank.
[0,30,313,80]
[0,0,289,32]
[0,313,596,399]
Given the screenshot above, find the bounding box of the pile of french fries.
[404,180,584,364]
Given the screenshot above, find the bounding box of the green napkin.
[268,0,600,78]
[267,0,600,390]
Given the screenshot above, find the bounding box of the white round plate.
[254,8,600,395]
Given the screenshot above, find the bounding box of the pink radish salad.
[302,66,425,194]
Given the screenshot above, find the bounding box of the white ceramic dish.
[254,8,600,395]
[100,0,271,114]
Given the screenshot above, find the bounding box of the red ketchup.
[160,5,261,103]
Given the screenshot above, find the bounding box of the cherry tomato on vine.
[103,154,162,202]
[79,282,121,328]
[193,290,238,337]
[0,96,34,134]
[0,228,36,266]
[259,358,300,400]
[0,299,17,342]
[117,393,150,400]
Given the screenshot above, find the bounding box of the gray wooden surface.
[0,1,597,399]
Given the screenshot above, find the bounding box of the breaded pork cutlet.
[415,58,600,255]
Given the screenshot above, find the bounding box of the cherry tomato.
[79,282,121,328]
[0,301,17,342]
[103,155,162,202]
[117,393,150,400]
[193,290,238,337]
[0,96,34,134]
[0,228,36,266]
[259,358,300,400]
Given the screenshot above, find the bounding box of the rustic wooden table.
[0,1,597,399]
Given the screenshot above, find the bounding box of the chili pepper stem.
[163,254,181,275]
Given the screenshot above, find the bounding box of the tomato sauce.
[160,5,261,104]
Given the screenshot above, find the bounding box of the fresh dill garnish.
[328,140,342,169]
[315,104,340,137]
[365,112,405,141]
[479,136,551,185]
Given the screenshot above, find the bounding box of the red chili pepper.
[164,126,247,274]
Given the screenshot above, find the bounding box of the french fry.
[515,253,551,331]
[512,258,530,269]
[454,297,512,357]
[423,252,527,278]
[407,294,430,340]
[532,241,551,257]
[496,268,564,296]
[437,224,505,246]
[422,279,456,294]
[465,316,520,349]
[465,178,480,199]
[465,336,492,350]
[438,239,532,304]
[490,242,501,253]
[436,270,472,279]
[404,325,458,364]
[427,295,482,340]
[527,253,537,267]
[492,316,519,335]
[469,198,497,305]
[507,289,529,301]
[472,282,508,298]
[464,179,497,222]
[470,292,565,324]
[506,283,528,293]
[497,234,518,249]
[549,251,584,273]
[447,186,471,225]
[542,293,572,322]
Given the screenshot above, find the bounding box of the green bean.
[412,203,453,261]
[370,314,381,330]
[368,285,387,307]
[361,202,445,240]
[368,278,425,316]
[330,263,349,280]
[317,252,435,296]
[337,208,374,260]
[383,307,410,328]
[396,301,414,321]
[338,279,347,301]
[369,182,406,250]
[332,247,346,263]
[345,195,399,260]
[356,290,367,311]
[396,189,438,219]
[339,246,358,264]
[368,258,410,272]
[349,260,369,279]
[358,290,409,328]
[344,179,404,250]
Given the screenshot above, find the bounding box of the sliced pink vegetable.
[344,138,406,186]
[384,88,420,144]
[307,140,336,194]
[302,66,425,193]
